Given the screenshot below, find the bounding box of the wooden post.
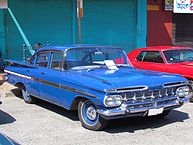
[77,0,83,44]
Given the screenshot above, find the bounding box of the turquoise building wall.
[1,0,147,60]
[0,10,5,58]
[136,0,147,48]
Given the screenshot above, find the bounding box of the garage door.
[5,0,73,60]
[173,14,193,47]
[81,0,136,53]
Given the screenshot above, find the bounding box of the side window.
[35,52,50,67]
[143,51,164,63]
[136,51,146,61]
[50,51,64,70]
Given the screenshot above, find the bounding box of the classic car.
[4,45,192,130]
[128,46,193,101]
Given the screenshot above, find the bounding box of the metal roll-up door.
[173,14,193,47]
[5,0,73,60]
[81,0,136,53]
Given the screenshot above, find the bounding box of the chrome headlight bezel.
[176,86,192,98]
[104,95,122,107]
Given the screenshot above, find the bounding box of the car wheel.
[78,100,108,131]
[22,87,36,104]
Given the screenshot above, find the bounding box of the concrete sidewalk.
[0,72,17,98]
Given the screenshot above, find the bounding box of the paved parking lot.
[0,83,193,145]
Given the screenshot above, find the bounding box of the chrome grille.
[124,87,176,109]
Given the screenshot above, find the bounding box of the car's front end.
[64,45,192,130]
[98,81,191,120]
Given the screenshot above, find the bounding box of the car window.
[66,47,128,69]
[163,49,193,63]
[143,51,164,63]
[35,52,50,67]
[136,51,146,61]
[50,51,64,70]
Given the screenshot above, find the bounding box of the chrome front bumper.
[97,97,189,117]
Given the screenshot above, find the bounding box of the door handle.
[41,72,46,75]
[26,70,30,72]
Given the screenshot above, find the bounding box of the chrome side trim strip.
[5,70,96,98]
[4,70,32,80]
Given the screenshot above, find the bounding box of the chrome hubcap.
[23,90,30,100]
[86,106,97,121]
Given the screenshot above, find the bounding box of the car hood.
[71,66,187,90]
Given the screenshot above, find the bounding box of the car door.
[25,53,41,97]
[134,51,167,72]
[38,51,65,105]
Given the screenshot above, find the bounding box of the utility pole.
[77,0,83,44]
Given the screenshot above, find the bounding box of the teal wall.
[81,0,137,53]
[3,0,147,60]
[136,0,147,48]
[5,0,74,60]
[79,0,147,52]
[0,10,5,58]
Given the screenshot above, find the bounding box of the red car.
[128,46,193,86]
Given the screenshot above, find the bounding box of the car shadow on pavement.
[104,110,189,133]
[11,88,79,121]
[0,110,16,125]
[36,100,79,121]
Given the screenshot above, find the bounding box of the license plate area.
[148,108,164,116]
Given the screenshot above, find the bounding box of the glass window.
[35,52,50,67]
[163,49,193,63]
[136,51,146,61]
[143,51,164,63]
[66,47,128,69]
[50,51,63,70]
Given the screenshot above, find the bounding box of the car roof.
[36,44,121,53]
[135,46,192,51]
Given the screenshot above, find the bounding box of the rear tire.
[22,87,36,104]
[78,100,108,131]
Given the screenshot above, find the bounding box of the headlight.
[176,86,192,98]
[104,95,122,107]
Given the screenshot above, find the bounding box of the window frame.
[49,50,65,71]
[136,50,165,63]
[32,51,51,68]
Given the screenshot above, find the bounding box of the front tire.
[78,100,108,131]
[22,87,36,104]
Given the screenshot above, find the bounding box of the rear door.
[134,51,167,72]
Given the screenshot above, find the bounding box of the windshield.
[163,49,193,63]
[65,47,129,69]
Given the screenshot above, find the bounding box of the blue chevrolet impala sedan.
[4,45,192,130]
